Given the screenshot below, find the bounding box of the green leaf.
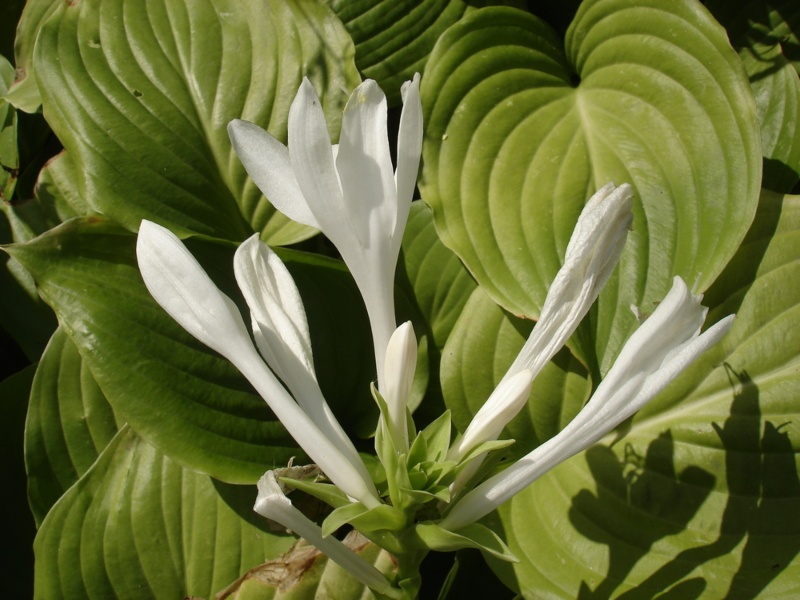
[408,410,452,466]
[323,503,407,537]
[2,152,92,243]
[496,192,800,597]
[33,426,296,600]
[33,0,360,243]
[400,201,477,354]
[3,0,60,112]
[25,326,121,525]
[279,477,351,510]
[326,0,518,106]
[420,1,761,372]
[413,522,518,562]
[706,0,800,192]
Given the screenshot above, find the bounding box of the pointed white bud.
[382,321,417,453]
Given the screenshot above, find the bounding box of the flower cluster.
[136,75,733,598]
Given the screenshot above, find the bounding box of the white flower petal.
[234,235,315,381]
[288,79,347,239]
[394,73,422,244]
[136,220,253,360]
[227,119,319,229]
[255,472,396,596]
[234,236,373,485]
[441,277,733,531]
[336,79,397,246]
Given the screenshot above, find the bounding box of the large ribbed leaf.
[5,218,380,483]
[33,427,296,600]
[496,191,800,598]
[26,326,120,525]
[420,0,761,373]
[325,0,478,106]
[32,0,360,244]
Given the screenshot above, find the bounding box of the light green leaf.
[408,409,451,466]
[25,326,121,526]
[326,0,514,106]
[497,191,800,598]
[33,426,296,600]
[33,0,360,243]
[413,522,517,562]
[323,503,407,537]
[420,1,761,372]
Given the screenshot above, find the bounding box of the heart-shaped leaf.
[33,426,297,599]
[420,1,761,372]
[496,191,800,597]
[33,0,360,243]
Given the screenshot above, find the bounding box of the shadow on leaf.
[569,431,714,599]
[571,366,800,598]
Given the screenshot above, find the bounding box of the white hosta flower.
[233,235,366,473]
[503,182,633,383]
[136,220,379,508]
[255,472,399,598]
[382,321,417,453]
[228,75,423,390]
[445,183,633,490]
[441,276,734,531]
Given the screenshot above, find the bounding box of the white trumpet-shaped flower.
[504,182,633,383]
[441,276,734,531]
[445,183,633,492]
[228,75,423,391]
[136,220,380,508]
[254,472,399,598]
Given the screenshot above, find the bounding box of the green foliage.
[1,0,798,597]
